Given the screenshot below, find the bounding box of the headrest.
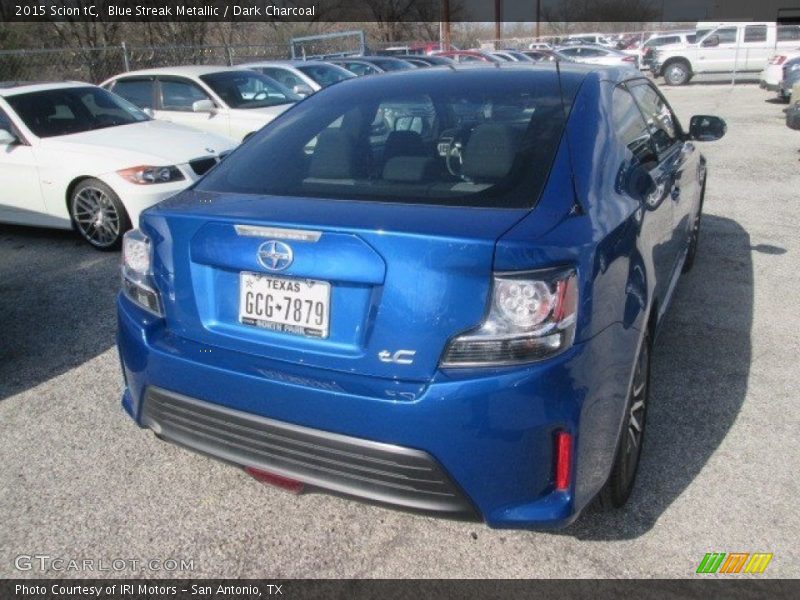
[461,123,518,181]
[308,129,356,179]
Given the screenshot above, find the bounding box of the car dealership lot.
[1,83,799,578]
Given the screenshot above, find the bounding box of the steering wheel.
[438,128,470,179]
[252,90,270,101]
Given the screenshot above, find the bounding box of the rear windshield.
[197,70,579,209]
[296,64,354,87]
[369,58,414,71]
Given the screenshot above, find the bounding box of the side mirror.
[688,115,727,141]
[192,99,216,114]
[702,35,720,47]
[0,127,18,145]
[292,84,314,97]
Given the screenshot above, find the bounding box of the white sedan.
[556,45,640,69]
[102,66,300,142]
[0,82,236,249]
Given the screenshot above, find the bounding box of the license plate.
[239,271,330,338]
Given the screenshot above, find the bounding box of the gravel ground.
[1,83,798,579]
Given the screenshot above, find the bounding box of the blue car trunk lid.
[143,192,530,383]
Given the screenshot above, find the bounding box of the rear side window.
[612,87,654,164]
[111,78,155,109]
[197,72,579,209]
[159,79,210,111]
[777,26,800,41]
[629,83,680,154]
[744,25,767,43]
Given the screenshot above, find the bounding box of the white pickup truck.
[652,22,800,85]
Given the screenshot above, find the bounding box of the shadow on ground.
[563,214,753,540]
[0,224,120,401]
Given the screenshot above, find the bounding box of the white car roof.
[241,60,333,68]
[0,80,93,97]
[108,65,245,79]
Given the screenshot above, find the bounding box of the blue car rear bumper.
[118,294,632,528]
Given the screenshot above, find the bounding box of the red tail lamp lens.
[555,431,573,491]
[245,466,304,494]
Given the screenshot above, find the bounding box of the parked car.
[528,42,553,50]
[117,64,725,527]
[640,32,698,70]
[556,45,640,69]
[565,33,615,47]
[326,56,416,76]
[780,57,800,101]
[760,50,800,99]
[0,82,235,248]
[490,50,535,62]
[653,23,800,86]
[402,55,456,68]
[102,66,300,142]
[522,49,575,63]
[239,60,355,97]
[434,50,502,63]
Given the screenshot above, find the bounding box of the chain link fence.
[0,42,290,84]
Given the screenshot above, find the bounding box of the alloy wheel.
[72,186,121,248]
[621,340,648,487]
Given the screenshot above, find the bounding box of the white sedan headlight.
[117,165,185,185]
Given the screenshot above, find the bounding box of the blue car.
[117,65,726,528]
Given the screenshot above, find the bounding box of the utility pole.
[494,0,502,44]
[535,0,542,40]
[441,0,451,51]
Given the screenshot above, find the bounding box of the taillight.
[770,55,787,65]
[622,55,636,62]
[441,267,578,367]
[554,431,573,491]
[121,229,163,316]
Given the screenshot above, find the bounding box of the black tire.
[69,178,131,250]
[663,60,691,86]
[682,181,705,273]
[597,333,651,510]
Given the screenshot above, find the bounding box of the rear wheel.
[663,60,691,86]
[598,333,650,510]
[70,178,130,250]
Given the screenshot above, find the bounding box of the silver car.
[239,60,355,97]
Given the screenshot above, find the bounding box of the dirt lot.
[1,82,798,578]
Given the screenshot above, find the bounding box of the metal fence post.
[121,41,130,72]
